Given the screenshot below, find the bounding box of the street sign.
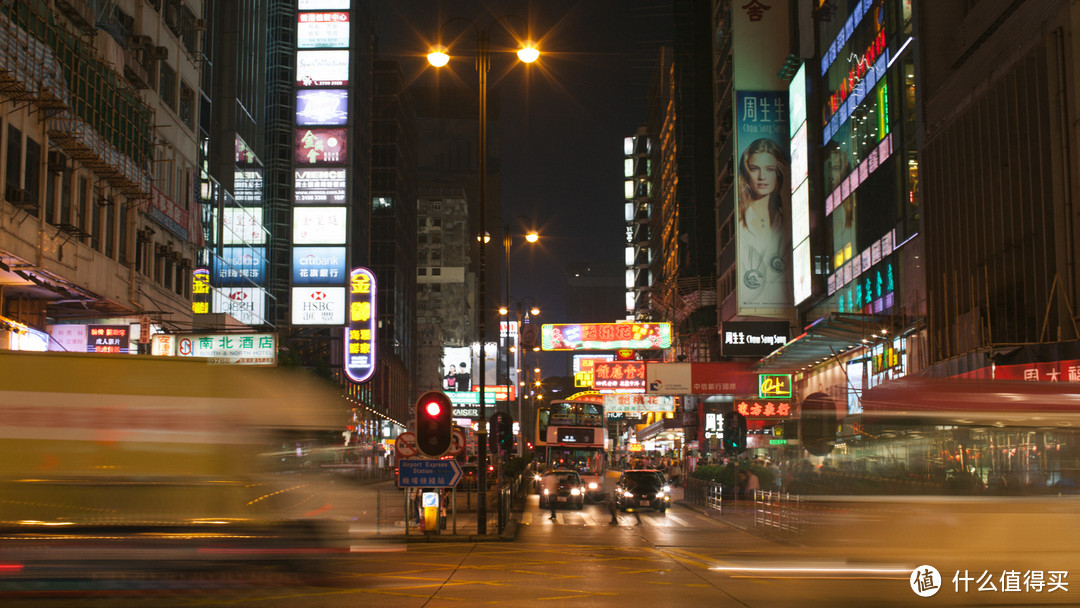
[447,428,467,456]
[395,431,418,459]
[397,458,463,488]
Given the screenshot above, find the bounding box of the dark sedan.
[615,469,670,512]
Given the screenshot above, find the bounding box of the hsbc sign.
[291,286,345,325]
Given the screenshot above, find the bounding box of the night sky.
[375,0,673,375]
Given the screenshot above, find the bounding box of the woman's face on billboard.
[747,152,780,198]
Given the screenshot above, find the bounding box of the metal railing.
[682,477,723,514]
[753,490,804,536]
[377,471,526,538]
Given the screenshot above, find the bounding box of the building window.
[417,267,427,276]
[24,136,40,213]
[431,268,441,276]
[179,80,195,130]
[159,62,176,110]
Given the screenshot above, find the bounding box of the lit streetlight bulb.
[427,48,450,67]
[517,43,539,63]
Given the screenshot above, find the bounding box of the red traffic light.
[425,401,442,417]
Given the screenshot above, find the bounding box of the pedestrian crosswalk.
[522,508,715,528]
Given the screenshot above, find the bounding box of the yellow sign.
[758,374,792,399]
[574,371,593,387]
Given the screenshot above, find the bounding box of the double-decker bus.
[535,391,607,500]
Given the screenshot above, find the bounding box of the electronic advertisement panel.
[292,247,347,285]
[297,12,349,48]
[291,287,346,325]
[296,50,349,87]
[293,207,346,244]
[442,346,474,393]
[299,0,349,8]
[296,89,348,126]
[295,128,346,165]
[294,168,346,203]
[541,323,671,351]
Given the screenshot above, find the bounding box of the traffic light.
[722,411,747,456]
[415,391,453,457]
[488,412,513,454]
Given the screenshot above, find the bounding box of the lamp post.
[427,18,538,536]
[513,299,540,457]
[494,220,538,417]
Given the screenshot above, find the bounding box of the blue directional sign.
[397,458,463,488]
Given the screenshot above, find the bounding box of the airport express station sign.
[396,458,463,488]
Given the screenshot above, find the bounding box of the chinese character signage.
[344,268,376,382]
[758,373,792,398]
[603,394,675,413]
[721,321,789,357]
[646,362,757,395]
[296,50,349,87]
[293,207,347,244]
[294,169,346,203]
[295,128,346,165]
[213,287,267,325]
[292,287,346,325]
[151,333,277,365]
[192,268,211,315]
[735,398,793,418]
[591,361,646,392]
[87,325,129,354]
[297,12,349,48]
[292,246,347,284]
[213,247,267,286]
[541,322,672,351]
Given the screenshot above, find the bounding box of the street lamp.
[427,16,539,536]
[488,218,539,417]
[504,298,540,457]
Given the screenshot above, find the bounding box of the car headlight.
[588,482,598,490]
[622,490,634,498]
[534,475,542,482]
[570,488,581,496]
[543,489,549,495]
[656,491,666,498]
[663,485,671,493]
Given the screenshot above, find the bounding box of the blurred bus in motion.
[0,351,348,593]
[535,392,607,500]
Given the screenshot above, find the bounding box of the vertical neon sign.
[344,267,376,382]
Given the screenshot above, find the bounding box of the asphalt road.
[5,484,1079,607]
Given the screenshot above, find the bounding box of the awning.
[754,312,898,372]
[636,418,683,442]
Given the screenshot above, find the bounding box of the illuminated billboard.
[541,323,671,351]
[222,207,265,245]
[296,89,348,126]
[734,90,793,318]
[295,128,346,165]
[87,325,129,354]
[192,268,211,314]
[591,360,646,392]
[297,12,349,49]
[292,246,347,284]
[213,247,267,286]
[296,50,349,87]
[291,286,346,325]
[294,168,346,203]
[213,287,267,325]
[293,207,347,244]
[299,0,349,8]
[344,268,376,382]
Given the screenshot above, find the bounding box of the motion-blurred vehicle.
[538,470,585,510]
[0,351,349,592]
[615,469,670,512]
[459,462,496,489]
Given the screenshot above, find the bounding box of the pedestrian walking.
[607,491,619,524]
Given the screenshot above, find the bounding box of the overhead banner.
[645,362,756,395]
[604,394,675,413]
[344,267,376,382]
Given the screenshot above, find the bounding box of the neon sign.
[758,374,792,399]
[541,323,672,351]
[344,267,376,382]
[735,399,793,418]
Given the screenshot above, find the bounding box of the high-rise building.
[0,0,204,352]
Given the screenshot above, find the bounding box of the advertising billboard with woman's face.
[735,90,793,318]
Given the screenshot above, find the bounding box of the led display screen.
[296,89,348,126]
[296,50,349,87]
[295,128,346,165]
[297,12,349,48]
[291,286,346,325]
[292,246,347,284]
[541,323,672,351]
[298,0,349,8]
[293,207,347,244]
[294,168,346,203]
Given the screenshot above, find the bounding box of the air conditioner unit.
[129,35,152,48]
[5,187,34,208]
[149,46,168,60]
[191,18,207,31]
